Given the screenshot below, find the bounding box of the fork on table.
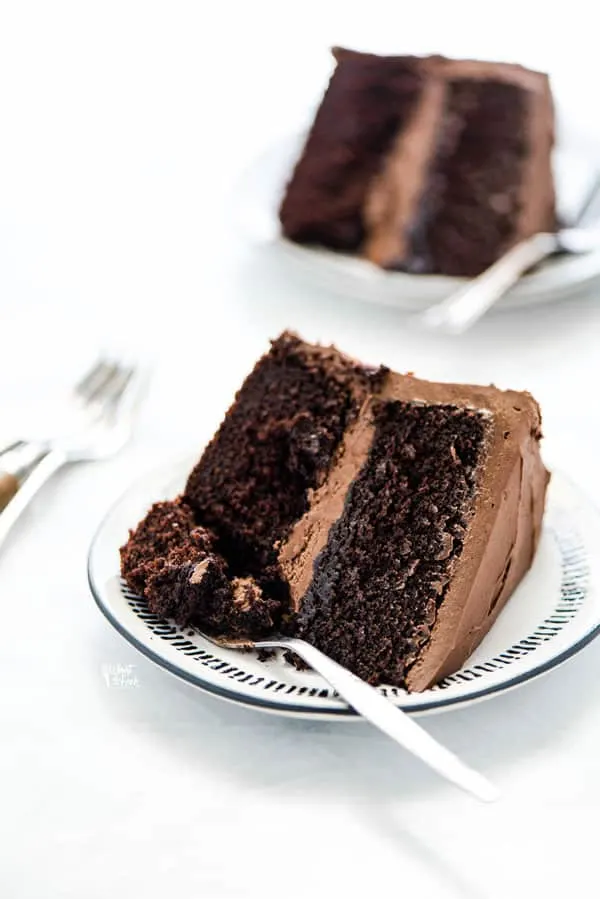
[0,359,144,551]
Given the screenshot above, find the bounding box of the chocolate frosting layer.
[278,401,377,611]
[279,369,549,691]
[364,74,446,266]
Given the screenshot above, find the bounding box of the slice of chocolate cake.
[279,49,555,277]
[121,333,549,690]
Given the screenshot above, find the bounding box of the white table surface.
[2,3,600,897]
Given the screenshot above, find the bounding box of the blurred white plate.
[231,128,600,312]
[89,462,600,719]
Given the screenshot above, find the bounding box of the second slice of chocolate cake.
[122,333,549,690]
[280,49,556,277]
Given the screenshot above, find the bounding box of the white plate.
[231,130,600,312]
[89,461,600,719]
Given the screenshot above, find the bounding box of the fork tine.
[120,367,147,414]
[111,366,147,418]
[100,366,135,408]
[91,363,137,416]
[0,439,25,458]
[74,359,119,405]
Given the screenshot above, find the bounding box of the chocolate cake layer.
[279,50,425,250]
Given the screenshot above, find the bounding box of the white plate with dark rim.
[230,126,600,312]
[88,459,600,719]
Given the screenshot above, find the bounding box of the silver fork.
[0,359,145,551]
[200,629,499,803]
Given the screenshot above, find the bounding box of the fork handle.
[270,636,498,802]
[0,449,67,552]
[0,440,54,513]
[0,472,19,512]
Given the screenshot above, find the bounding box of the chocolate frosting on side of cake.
[278,371,549,691]
[517,70,556,238]
[389,375,549,690]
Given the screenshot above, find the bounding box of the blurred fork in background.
[0,358,145,551]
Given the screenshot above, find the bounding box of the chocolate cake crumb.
[120,498,211,595]
[120,498,280,638]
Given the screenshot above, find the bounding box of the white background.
[2,2,600,897]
